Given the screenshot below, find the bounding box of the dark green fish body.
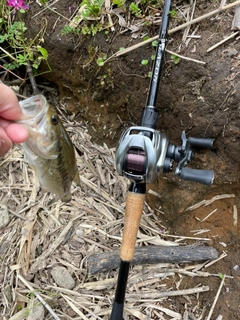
[18,95,80,202]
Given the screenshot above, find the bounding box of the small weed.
[141,59,148,65]
[61,0,166,42]
[81,0,104,18]
[112,0,126,7]
[0,0,50,74]
[61,25,79,35]
[97,57,105,66]
[143,35,150,41]
[129,2,142,17]
[169,9,177,18]
[171,54,181,65]
[17,304,22,311]
[97,52,107,66]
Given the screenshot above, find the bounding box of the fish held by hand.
[17,94,80,202]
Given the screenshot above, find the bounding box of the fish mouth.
[18,95,48,125]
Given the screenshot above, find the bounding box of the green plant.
[171,54,181,65]
[112,0,126,7]
[141,59,148,65]
[82,23,103,36]
[0,0,50,74]
[61,0,105,37]
[81,0,104,18]
[169,9,177,18]
[97,52,107,66]
[129,2,142,16]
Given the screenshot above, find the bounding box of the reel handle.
[188,137,214,149]
[180,168,214,186]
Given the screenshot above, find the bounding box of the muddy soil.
[17,0,240,318]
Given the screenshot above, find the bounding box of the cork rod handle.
[120,191,146,262]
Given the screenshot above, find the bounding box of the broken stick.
[86,245,218,274]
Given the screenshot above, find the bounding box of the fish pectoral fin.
[38,159,51,179]
[36,137,59,160]
[73,168,80,186]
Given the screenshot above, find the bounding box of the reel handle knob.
[180,168,214,186]
[188,137,214,149]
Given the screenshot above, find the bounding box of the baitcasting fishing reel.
[115,126,214,186]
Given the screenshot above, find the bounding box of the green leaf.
[171,54,180,65]
[152,40,158,47]
[0,35,6,43]
[169,10,177,17]
[97,57,105,66]
[37,46,48,59]
[32,63,40,69]
[129,2,141,15]
[112,0,125,6]
[141,59,148,65]
[143,35,150,41]
[61,26,73,35]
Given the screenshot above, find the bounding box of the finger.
[0,84,23,120]
[0,127,12,156]
[5,123,29,143]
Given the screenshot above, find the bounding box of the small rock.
[51,266,75,289]
[0,204,10,229]
[27,303,45,320]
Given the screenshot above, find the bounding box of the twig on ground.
[205,252,228,268]
[166,49,206,64]
[207,31,239,52]
[233,205,238,226]
[199,208,218,222]
[185,194,235,211]
[182,0,196,43]
[129,285,209,299]
[31,0,60,19]
[17,274,61,320]
[205,275,226,320]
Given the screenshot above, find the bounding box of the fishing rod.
[111,0,214,319]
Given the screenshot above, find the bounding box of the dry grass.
[0,109,227,319]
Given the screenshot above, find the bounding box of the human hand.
[0,83,28,156]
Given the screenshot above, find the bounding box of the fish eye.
[51,115,58,125]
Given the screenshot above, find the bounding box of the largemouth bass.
[18,94,80,202]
